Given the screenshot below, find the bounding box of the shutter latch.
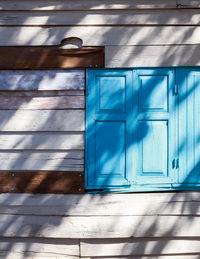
[174,84,178,96]
[172,158,179,169]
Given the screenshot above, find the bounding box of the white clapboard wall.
[0,192,199,258]
[0,70,85,172]
[0,1,200,258]
[0,0,199,67]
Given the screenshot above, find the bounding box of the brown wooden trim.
[0,171,84,194]
[0,46,104,69]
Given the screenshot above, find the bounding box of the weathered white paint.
[0,213,200,238]
[0,110,85,131]
[0,192,199,215]
[0,193,199,257]
[105,45,200,67]
[96,257,200,259]
[0,2,199,258]
[81,238,200,256]
[0,10,200,25]
[0,151,84,171]
[0,238,79,257]
[0,133,84,150]
[0,26,200,46]
[0,95,84,109]
[0,0,177,10]
[0,70,85,90]
[0,192,199,205]
[179,0,200,8]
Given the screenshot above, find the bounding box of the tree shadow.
[0,1,199,258]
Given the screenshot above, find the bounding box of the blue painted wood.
[138,121,168,177]
[177,68,200,184]
[86,69,133,188]
[86,68,200,191]
[133,69,177,185]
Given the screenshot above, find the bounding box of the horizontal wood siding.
[0,94,84,110]
[105,45,200,67]
[0,70,85,193]
[0,172,84,194]
[0,1,200,258]
[0,133,84,150]
[0,70,85,90]
[0,0,177,10]
[81,238,200,257]
[0,237,79,258]
[0,1,198,68]
[0,110,85,131]
[0,193,200,239]
[0,151,84,171]
[178,0,200,8]
[0,10,200,26]
[0,192,199,257]
[0,26,200,47]
[0,0,199,71]
[0,192,199,215]
[0,47,104,69]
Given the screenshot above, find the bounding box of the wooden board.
[0,171,84,194]
[0,237,79,258]
[0,151,84,171]
[81,238,200,256]
[105,45,200,67]
[0,0,177,10]
[0,47,104,69]
[0,192,199,216]
[0,192,198,205]
[0,132,84,150]
[0,94,84,110]
[0,252,78,259]
[87,257,200,259]
[178,0,200,8]
[0,214,199,238]
[0,10,199,25]
[0,26,199,46]
[0,70,85,90]
[0,110,85,131]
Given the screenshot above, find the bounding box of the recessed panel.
[95,121,125,178]
[139,75,168,111]
[138,121,168,176]
[97,76,125,112]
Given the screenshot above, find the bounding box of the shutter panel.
[178,68,200,185]
[86,70,133,189]
[132,69,177,185]
[86,68,177,191]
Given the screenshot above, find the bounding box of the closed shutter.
[86,70,133,188]
[86,68,200,191]
[133,69,177,186]
[178,68,200,185]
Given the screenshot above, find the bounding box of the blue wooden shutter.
[86,68,177,191]
[132,69,177,186]
[178,68,200,185]
[85,69,133,189]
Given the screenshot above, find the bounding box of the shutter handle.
[174,84,178,96]
[172,159,176,169]
[172,158,179,169]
